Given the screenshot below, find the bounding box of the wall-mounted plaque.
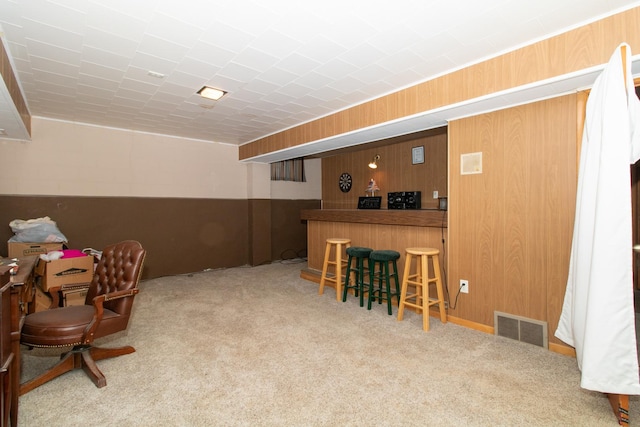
[412,146,424,164]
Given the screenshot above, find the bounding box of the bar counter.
[300,209,448,285]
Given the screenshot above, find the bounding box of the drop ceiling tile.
[313,58,359,80]
[31,68,78,89]
[137,34,190,63]
[174,57,221,80]
[79,60,125,82]
[144,12,204,48]
[77,82,116,99]
[129,52,178,76]
[16,1,87,35]
[246,29,302,58]
[186,40,236,68]
[20,18,84,51]
[89,0,156,21]
[28,54,79,77]
[274,52,322,76]
[255,66,298,87]
[23,38,82,65]
[81,46,130,72]
[162,71,205,90]
[119,77,161,95]
[292,71,333,91]
[275,82,314,98]
[199,22,255,54]
[232,47,281,73]
[157,81,198,98]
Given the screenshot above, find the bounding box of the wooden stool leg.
[397,254,412,321]
[421,254,430,331]
[431,254,447,324]
[415,257,422,313]
[318,242,331,295]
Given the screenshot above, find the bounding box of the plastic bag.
[8,216,68,243]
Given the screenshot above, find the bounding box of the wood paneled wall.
[240,7,640,160]
[321,130,447,209]
[448,94,578,347]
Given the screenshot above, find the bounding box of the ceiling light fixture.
[368,154,380,169]
[197,86,227,101]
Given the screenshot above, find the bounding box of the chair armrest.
[82,288,140,343]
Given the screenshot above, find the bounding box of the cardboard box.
[63,287,88,306]
[35,255,93,291]
[8,242,64,258]
[34,285,53,312]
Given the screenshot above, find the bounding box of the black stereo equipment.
[358,196,382,209]
[387,191,421,210]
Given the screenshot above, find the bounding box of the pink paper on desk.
[61,249,87,258]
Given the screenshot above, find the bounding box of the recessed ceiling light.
[197,86,227,101]
[147,70,165,78]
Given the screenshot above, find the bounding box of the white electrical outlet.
[433,190,438,199]
[460,279,469,294]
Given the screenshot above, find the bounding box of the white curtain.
[555,43,640,394]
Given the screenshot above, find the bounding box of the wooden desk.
[0,256,37,427]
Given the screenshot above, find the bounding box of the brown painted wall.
[0,196,319,279]
[271,199,320,260]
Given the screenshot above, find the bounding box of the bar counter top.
[301,209,447,228]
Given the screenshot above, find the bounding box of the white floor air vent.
[494,311,548,349]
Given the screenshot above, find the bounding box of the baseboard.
[300,267,576,357]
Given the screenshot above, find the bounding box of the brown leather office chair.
[20,240,146,395]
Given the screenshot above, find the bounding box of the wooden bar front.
[301,209,448,286]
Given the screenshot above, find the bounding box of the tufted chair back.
[85,240,145,317]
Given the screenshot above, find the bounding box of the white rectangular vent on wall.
[494,311,548,349]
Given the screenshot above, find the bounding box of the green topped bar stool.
[342,246,373,307]
[367,250,401,315]
[318,238,351,301]
[397,247,447,331]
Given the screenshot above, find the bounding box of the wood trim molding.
[301,209,447,228]
[0,37,30,136]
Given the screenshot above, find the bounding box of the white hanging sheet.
[555,43,640,394]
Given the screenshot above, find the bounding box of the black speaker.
[387,191,421,209]
[404,191,421,209]
[387,192,404,209]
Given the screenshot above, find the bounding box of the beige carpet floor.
[17,261,639,426]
